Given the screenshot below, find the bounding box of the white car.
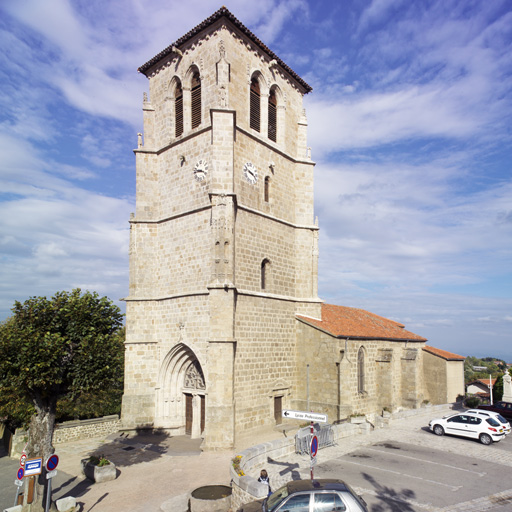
[429,412,505,445]
[466,409,511,435]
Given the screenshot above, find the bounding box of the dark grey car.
[237,479,368,512]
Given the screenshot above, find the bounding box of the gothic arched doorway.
[156,344,206,438]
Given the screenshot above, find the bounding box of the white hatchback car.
[466,409,511,435]
[429,412,505,445]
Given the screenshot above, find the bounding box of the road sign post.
[45,454,59,512]
[310,433,318,479]
[281,409,327,480]
[14,475,23,507]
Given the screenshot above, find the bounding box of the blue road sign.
[17,467,24,480]
[46,454,59,471]
[310,435,318,457]
[25,458,42,477]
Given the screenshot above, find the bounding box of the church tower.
[122,7,321,449]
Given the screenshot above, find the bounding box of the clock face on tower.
[243,162,258,184]
[194,159,209,181]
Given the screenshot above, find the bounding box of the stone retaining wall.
[9,415,120,457]
[230,403,450,510]
[53,415,120,444]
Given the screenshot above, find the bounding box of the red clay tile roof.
[138,6,313,93]
[468,378,496,386]
[297,303,426,341]
[423,345,465,361]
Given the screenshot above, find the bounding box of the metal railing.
[295,423,335,455]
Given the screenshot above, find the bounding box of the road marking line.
[366,447,487,477]
[341,459,462,491]
[353,486,439,511]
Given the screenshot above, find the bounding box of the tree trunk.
[23,394,57,512]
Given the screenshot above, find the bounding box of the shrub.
[465,396,481,408]
[88,455,111,467]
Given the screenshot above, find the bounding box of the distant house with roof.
[467,378,496,398]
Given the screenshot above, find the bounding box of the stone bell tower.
[122,7,321,449]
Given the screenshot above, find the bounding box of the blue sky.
[1,0,511,361]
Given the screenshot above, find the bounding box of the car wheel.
[480,433,492,445]
[433,425,444,436]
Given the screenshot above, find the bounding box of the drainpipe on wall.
[307,364,310,411]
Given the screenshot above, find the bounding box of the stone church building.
[121,7,464,450]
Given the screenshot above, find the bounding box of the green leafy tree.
[0,289,124,511]
[493,374,504,402]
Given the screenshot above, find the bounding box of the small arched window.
[250,77,261,132]
[261,258,270,290]
[191,72,201,129]
[264,176,270,203]
[268,89,277,142]
[358,347,365,393]
[175,81,183,137]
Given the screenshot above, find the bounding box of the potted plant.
[349,414,366,424]
[82,455,117,483]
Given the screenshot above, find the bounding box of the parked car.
[466,409,511,435]
[429,412,505,445]
[237,479,368,512]
[478,401,512,421]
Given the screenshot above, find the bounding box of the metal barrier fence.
[295,423,335,455]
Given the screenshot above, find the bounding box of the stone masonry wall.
[296,320,426,421]
[234,296,297,440]
[9,416,120,457]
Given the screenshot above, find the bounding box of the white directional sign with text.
[282,409,328,423]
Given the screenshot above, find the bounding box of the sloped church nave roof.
[297,303,427,342]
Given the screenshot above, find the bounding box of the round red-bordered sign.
[46,454,59,471]
[310,435,318,457]
[17,467,24,480]
[20,454,27,467]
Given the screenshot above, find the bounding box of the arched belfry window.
[264,176,270,203]
[250,77,261,132]
[268,88,277,142]
[191,72,201,129]
[261,258,270,290]
[358,347,365,393]
[175,81,183,137]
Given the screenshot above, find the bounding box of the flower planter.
[82,460,117,483]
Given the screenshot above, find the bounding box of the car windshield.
[486,418,500,427]
[267,485,289,511]
[497,414,507,423]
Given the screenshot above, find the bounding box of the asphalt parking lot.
[315,439,511,511]
[267,410,512,512]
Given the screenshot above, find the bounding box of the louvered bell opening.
[250,78,260,132]
[191,74,201,129]
[175,84,183,137]
[268,90,277,142]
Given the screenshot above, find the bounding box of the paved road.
[2,406,512,511]
[0,432,233,512]
[0,447,21,511]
